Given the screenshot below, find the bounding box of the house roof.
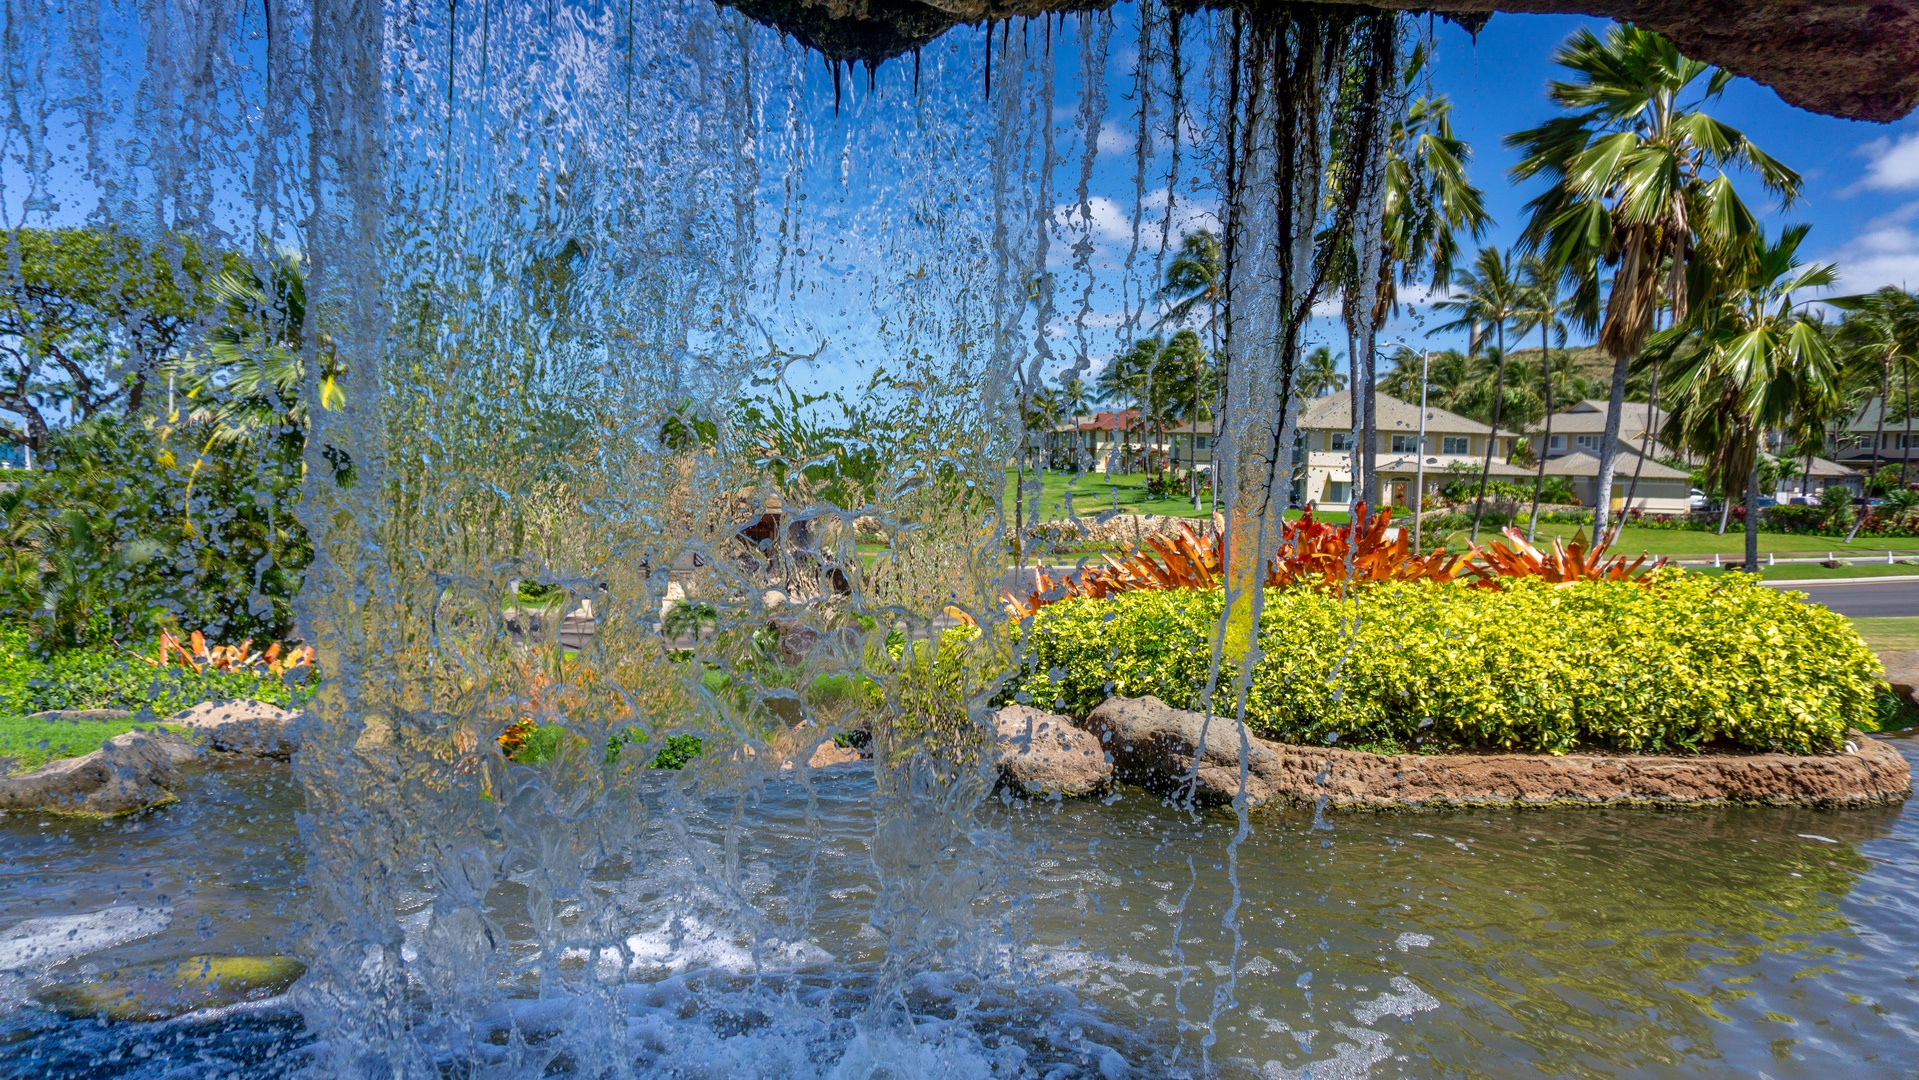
[1531,400,1668,440]
[1056,409,1141,433]
[1844,396,1918,433]
[1771,452,1853,478]
[1297,390,1515,439]
[1539,450,1692,481]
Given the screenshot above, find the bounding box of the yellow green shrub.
[1004,572,1878,755]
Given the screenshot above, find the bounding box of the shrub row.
[0,626,298,720]
[1003,573,1877,755]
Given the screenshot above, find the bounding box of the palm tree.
[1653,225,1837,571]
[1432,246,1525,540]
[1831,288,1919,522]
[1297,346,1348,399]
[1508,24,1802,547]
[1158,230,1223,336]
[163,251,340,450]
[1511,256,1600,540]
[1340,54,1491,507]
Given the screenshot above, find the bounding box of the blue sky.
[1392,13,1919,348]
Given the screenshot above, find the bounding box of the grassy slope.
[0,715,188,774]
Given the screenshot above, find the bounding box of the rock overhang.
[723,0,1919,123]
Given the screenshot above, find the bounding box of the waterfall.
[1,2,1408,1072]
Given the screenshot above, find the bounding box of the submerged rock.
[165,699,301,759]
[1083,696,1913,810]
[40,954,306,1022]
[0,727,201,815]
[994,705,1112,798]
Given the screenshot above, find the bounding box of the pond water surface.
[3,738,1915,1078]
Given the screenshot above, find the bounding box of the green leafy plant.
[1005,573,1875,755]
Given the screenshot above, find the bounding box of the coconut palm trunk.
[1470,323,1508,542]
[1744,449,1762,572]
[1527,328,1554,542]
[1614,361,1661,546]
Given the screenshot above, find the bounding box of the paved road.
[1770,578,1919,617]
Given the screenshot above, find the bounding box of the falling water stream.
[3,2,1917,1077]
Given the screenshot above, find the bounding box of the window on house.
[1441,436,1469,455]
[1330,432,1353,451]
[1575,434,1600,450]
[1325,480,1351,503]
[1390,434,1419,453]
[1196,436,1211,450]
[1548,434,1566,450]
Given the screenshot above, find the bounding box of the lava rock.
[1083,695,1913,810]
[1083,695,1269,803]
[25,709,134,723]
[165,699,301,759]
[728,2,1919,123]
[1878,649,1919,711]
[0,727,202,815]
[994,705,1112,798]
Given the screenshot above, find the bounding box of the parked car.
[1754,495,1778,508]
[1689,488,1709,511]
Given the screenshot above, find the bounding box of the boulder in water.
[995,705,1112,798]
[39,954,306,1022]
[1083,695,1269,803]
[0,727,202,815]
[165,699,301,759]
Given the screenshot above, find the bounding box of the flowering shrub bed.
[1004,573,1877,755]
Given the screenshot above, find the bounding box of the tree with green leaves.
[1830,288,1919,514]
[1652,225,1837,572]
[1513,255,1595,540]
[1508,24,1802,547]
[1297,346,1347,400]
[1,228,228,453]
[1433,246,1525,540]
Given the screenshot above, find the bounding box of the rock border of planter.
[0,700,301,816]
[1030,696,1914,811]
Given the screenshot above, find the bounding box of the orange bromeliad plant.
[1464,528,1665,587]
[1005,507,1668,617]
[1005,505,1466,617]
[141,629,316,678]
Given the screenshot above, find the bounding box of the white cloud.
[1095,124,1134,157]
[1828,201,1919,292]
[1857,131,1919,192]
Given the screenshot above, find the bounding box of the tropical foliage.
[1508,24,1802,541]
[1003,505,1662,616]
[1006,573,1873,755]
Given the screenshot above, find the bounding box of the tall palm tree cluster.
[1034,21,1910,575]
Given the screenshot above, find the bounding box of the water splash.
[1,1,1414,1072]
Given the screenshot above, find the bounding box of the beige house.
[1296,391,1525,511]
[1534,400,1675,460]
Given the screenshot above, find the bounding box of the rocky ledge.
[0,727,203,816]
[1053,696,1912,811]
[0,700,302,815]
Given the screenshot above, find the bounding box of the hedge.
[1003,572,1878,755]
[1,626,299,720]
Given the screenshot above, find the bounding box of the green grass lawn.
[1454,519,1919,559]
[0,714,187,775]
[1006,469,1213,520]
[1850,617,1919,653]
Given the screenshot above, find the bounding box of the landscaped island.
[986,511,1912,809]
